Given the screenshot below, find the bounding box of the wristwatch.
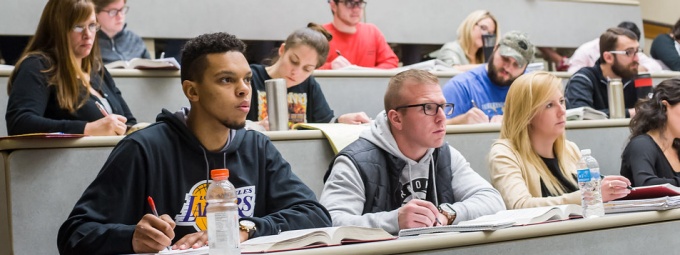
[438,204,457,225]
[239,220,257,238]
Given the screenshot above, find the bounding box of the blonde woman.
[488,72,631,209]
[435,10,498,71]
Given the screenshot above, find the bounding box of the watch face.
[240,220,256,229]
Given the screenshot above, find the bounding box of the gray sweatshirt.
[319,111,505,234]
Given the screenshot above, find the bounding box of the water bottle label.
[590,171,600,180]
[577,169,591,182]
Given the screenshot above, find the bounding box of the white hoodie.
[319,111,505,234]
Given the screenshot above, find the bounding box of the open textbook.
[459,204,582,226]
[240,226,394,253]
[566,106,608,121]
[399,204,582,237]
[105,57,180,70]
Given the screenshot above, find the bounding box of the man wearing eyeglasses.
[319,70,504,235]
[93,0,150,64]
[565,27,640,118]
[319,0,399,70]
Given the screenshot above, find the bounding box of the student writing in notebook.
[621,78,680,187]
[489,72,631,209]
[246,23,369,130]
[5,0,136,136]
[320,70,505,235]
[319,0,398,69]
[442,31,534,125]
[57,32,331,254]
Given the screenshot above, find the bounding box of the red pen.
[147,196,171,251]
[147,196,159,217]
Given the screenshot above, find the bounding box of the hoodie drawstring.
[200,147,210,185]
[431,157,438,206]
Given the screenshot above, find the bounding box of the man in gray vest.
[320,70,504,234]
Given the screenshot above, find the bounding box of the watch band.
[439,204,457,225]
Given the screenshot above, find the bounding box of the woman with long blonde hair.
[435,10,498,71]
[6,0,136,136]
[489,72,631,209]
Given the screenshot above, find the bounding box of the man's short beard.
[611,55,637,80]
[487,54,519,87]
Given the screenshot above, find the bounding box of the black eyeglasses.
[338,0,367,8]
[101,6,129,17]
[72,23,100,33]
[394,103,454,116]
[608,48,642,57]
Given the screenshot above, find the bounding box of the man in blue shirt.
[443,31,535,125]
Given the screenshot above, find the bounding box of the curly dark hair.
[180,32,246,83]
[629,77,680,155]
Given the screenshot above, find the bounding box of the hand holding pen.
[461,99,489,124]
[398,199,447,229]
[600,175,633,202]
[331,49,352,69]
[131,196,175,253]
[83,101,128,136]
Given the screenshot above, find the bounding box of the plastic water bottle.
[206,169,240,255]
[577,149,604,218]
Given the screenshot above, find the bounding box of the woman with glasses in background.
[433,10,499,72]
[488,72,631,209]
[93,0,150,64]
[6,0,136,136]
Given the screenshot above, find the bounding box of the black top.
[5,55,136,135]
[650,34,680,71]
[564,59,636,117]
[247,64,335,125]
[57,109,331,254]
[539,156,578,197]
[621,134,680,187]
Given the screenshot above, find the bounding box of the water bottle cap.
[210,169,230,179]
[580,149,591,155]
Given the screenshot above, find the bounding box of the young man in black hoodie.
[57,32,331,254]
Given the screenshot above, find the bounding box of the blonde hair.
[8,0,101,113]
[457,10,499,64]
[500,71,576,195]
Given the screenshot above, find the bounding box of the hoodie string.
[200,147,210,185]
[431,157,438,206]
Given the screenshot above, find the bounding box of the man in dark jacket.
[565,27,640,118]
[57,32,331,254]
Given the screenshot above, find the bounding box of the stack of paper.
[604,196,680,214]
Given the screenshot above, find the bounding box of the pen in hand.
[434,217,443,227]
[471,99,479,109]
[147,196,159,217]
[336,50,342,57]
[147,196,172,251]
[600,175,635,190]
[95,101,108,117]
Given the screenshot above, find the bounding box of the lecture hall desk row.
[0,119,634,254]
[1,68,678,137]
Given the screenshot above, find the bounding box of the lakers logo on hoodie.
[175,180,256,231]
